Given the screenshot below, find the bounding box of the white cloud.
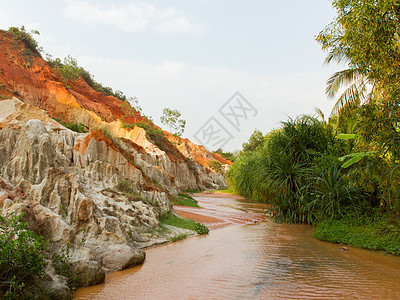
[64,1,203,35]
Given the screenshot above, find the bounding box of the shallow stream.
[74,193,400,299]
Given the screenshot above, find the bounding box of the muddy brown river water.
[74,193,400,299]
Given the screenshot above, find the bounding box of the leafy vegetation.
[8,26,41,57]
[314,216,400,255]
[122,120,177,155]
[47,55,80,84]
[0,213,46,299]
[53,118,89,133]
[79,68,138,103]
[160,107,186,136]
[160,213,209,235]
[227,0,400,254]
[228,112,400,251]
[213,148,236,162]
[171,193,200,207]
[208,160,223,173]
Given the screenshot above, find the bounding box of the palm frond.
[324,50,350,65]
[313,107,325,123]
[330,76,368,118]
[326,68,362,99]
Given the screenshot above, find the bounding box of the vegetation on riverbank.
[160,213,209,235]
[0,213,46,299]
[171,193,200,207]
[227,0,400,254]
[314,215,400,255]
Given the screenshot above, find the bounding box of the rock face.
[0,29,229,192]
[0,29,230,295]
[0,98,203,293]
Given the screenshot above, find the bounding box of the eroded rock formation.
[0,28,230,296]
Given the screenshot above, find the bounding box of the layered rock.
[0,29,228,191]
[0,28,230,296]
[0,98,192,294]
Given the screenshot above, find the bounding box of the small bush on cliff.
[213,148,236,162]
[53,118,89,133]
[208,160,223,173]
[8,26,41,57]
[122,121,174,154]
[64,122,89,133]
[0,212,47,299]
[48,55,80,84]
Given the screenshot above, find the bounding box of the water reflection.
[74,194,400,299]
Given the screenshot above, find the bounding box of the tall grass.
[228,116,364,224]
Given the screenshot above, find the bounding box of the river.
[74,193,400,299]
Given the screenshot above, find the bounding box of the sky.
[0,0,342,151]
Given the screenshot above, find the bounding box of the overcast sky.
[0,0,341,151]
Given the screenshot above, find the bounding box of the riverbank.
[314,215,400,255]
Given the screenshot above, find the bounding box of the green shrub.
[8,26,41,57]
[122,121,174,154]
[0,212,46,299]
[213,148,236,162]
[64,122,88,133]
[208,160,223,173]
[52,242,78,289]
[50,55,80,84]
[171,193,199,207]
[52,118,89,133]
[194,222,209,235]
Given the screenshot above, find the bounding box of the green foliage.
[213,148,236,162]
[8,26,41,57]
[122,120,175,154]
[314,216,400,255]
[194,222,209,235]
[339,151,375,168]
[121,99,142,123]
[317,0,400,154]
[0,212,46,299]
[48,55,80,84]
[228,115,368,223]
[171,193,200,207]
[160,107,186,136]
[208,160,223,173]
[64,122,89,133]
[241,129,264,153]
[53,242,71,278]
[311,165,363,222]
[170,233,188,242]
[318,0,400,85]
[79,68,137,102]
[53,242,79,289]
[160,213,209,235]
[53,118,89,133]
[357,102,400,160]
